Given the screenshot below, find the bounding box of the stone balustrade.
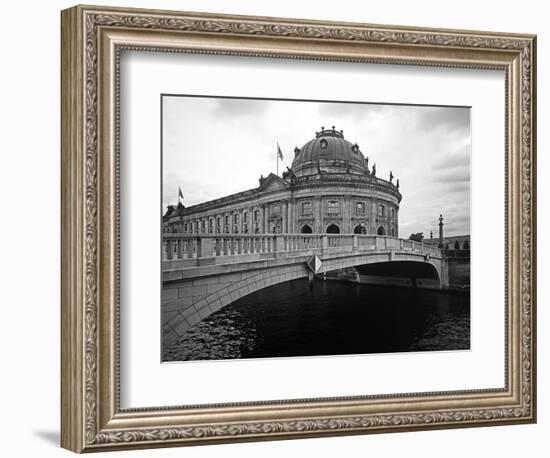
[162,233,441,261]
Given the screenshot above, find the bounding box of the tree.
[408,232,424,242]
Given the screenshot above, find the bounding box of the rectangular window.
[356,202,365,215]
[225,215,230,225]
[233,214,239,224]
[327,200,339,214]
[243,212,248,223]
[254,210,260,221]
[378,204,385,217]
[301,201,312,215]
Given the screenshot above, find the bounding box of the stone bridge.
[162,233,446,348]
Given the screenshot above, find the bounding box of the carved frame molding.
[61,4,536,452]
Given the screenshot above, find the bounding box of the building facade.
[163,127,402,236]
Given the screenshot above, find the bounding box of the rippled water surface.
[163,279,470,362]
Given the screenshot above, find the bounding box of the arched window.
[326,224,340,234]
[377,226,386,236]
[301,224,313,234]
[354,224,366,234]
[378,204,385,217]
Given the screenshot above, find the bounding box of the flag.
[277,142,283,161]
[178,187,183,200]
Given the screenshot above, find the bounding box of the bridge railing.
[162,233,441,261]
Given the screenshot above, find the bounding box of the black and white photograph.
[161,95,471,362]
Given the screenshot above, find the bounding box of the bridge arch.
[163,263,310,347]
[353,260,441,289]
[162,236,446,348]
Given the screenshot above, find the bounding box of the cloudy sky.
[163,95,470,238]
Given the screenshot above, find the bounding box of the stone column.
[282,200,288,234]
[344,196,351,233]
[438,214,444,247]
[395,207,399,237]
[313,198,318,233]
[318,197,324,233]
[371,200,377,234]
[264,204,269,233]
[288,197,295,233]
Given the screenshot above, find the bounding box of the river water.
[163,279,470,362]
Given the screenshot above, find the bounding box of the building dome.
[291,126,368,177]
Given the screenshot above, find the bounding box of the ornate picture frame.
[61,4,536,453]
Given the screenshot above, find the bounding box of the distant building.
[425,234,470,251]
[164,127,401,236]
[424,217,470,288]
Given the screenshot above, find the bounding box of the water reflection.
[163,279,470,362]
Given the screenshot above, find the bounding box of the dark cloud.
[416,107,470,133]
[432,143,470,170]
[445,182,470,193]
[433,166,470,184]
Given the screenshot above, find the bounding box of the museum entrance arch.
[377,226,386,236]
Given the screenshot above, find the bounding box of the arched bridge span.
[162,233,446,348]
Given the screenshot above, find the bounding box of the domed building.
[163,127,401,237]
